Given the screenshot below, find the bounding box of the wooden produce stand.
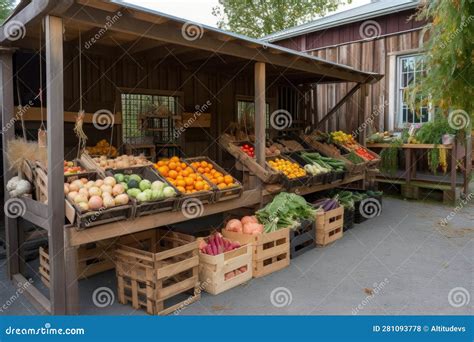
[367,140,471,203]
[0,0,382,316]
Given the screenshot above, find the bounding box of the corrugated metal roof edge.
[263,0,420,42]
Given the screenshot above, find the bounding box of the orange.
[157,160,165,167]
[176,186,186,193]
[168,170,178,179]
[181,169,189,177]
[189,173,197,180]
[176,179,186,187]
[217,183,227,189]
[185,185,194,191]
[195,181,204,191]
[204,167,210,173]
[168,162,177,170]
[216,176,224,184]
[176,175,184,180]
[214,172,223,178]
[185,167,193,173]
[197,167,205,173]
[158,166,169,177]
[224,175,233,184]
[176,166,182,172]
[170,156,180,162]
[201,161,208,167]
[185,177,194,186]
[207,164,213,170]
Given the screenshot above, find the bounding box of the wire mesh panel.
[121,93,178,145]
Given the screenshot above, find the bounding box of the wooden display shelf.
[67,189,261,247]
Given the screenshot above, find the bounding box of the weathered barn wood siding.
[273,11,426,134]
[14,46,277,163]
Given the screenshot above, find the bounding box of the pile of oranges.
[190,160,236,190]
[268,158,306,179]
[154,156,211,194]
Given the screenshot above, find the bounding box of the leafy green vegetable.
[256,192,316,233]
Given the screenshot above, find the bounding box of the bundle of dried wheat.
[6,138,47,173]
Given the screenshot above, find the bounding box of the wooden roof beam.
[62,3,377,84]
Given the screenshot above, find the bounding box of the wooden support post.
[0,50,20,278]
[45,15,67,315]
[450,140,457,193]
[464,128,472,195]
[254,62,266,189]
[358,84,367,145]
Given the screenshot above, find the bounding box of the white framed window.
[396,54,430,127]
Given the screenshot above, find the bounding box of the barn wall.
[14,47,277,165]
[272,10,427,134]
[309,29,424,134]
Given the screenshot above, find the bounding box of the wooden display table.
[367,142,471,203]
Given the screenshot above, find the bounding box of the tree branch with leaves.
[212,0,350,39]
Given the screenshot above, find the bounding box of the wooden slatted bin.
[115,230,200,315]
[39,230,156,288]
[315,207,344,247]
[198,237,252,295]
[289,220,316,258]
[222,228,290,278]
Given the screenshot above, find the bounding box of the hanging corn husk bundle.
[74,110,88,159]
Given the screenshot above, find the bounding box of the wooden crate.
[115,230,200,315]
[21,160,35,183]
[34,166,48,203]
[124,144,156,162]
[39,230,156,288]
[289,220,315,258]
[218,134,281,184]
[301,135,366,174]
[222,228,290,278]
[198,240,252,295]
[266,155,310,189]
[64,172,133,229]
[315,207,344,247]
[186,156,243,202]
[106,166,181,217]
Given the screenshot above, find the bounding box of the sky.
[123,0,372,28]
